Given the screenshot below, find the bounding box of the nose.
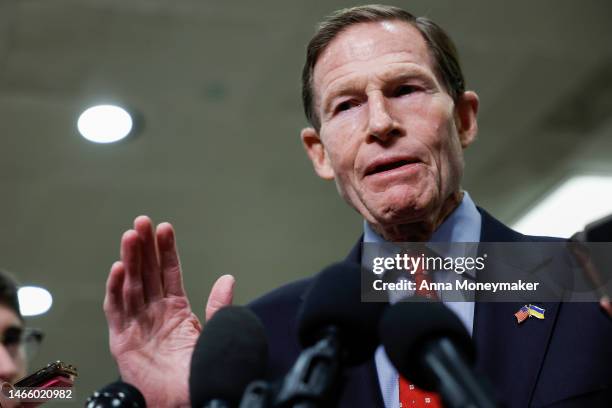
[0,345,18,383]
[366,92,400,142]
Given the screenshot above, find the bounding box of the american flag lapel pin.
[514,305,530,324]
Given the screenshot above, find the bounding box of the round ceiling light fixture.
[17,286,53,317]
[77,104,134,143]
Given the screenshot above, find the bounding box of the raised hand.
[103,216,234,407]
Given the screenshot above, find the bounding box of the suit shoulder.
[519,233,567,243]
[249,276,313,312]
[247,276,313,338]
[247,277,314,378]
[478,207,568,243]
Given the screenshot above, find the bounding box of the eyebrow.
[322,81,367,112]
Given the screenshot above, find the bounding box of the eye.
[393,84,418,97]
[2,327,23,347]
[334,100,359,114]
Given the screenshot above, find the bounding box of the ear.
[454,91,479,148]
[300,127,335,180]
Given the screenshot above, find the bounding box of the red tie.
[398,254,442,407]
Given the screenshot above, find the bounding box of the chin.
[370,186,437,225]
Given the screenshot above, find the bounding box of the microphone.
[189,306,269,408]
[570,213,612,316]
[273,261,387,407]
[298,261,387,364]
[379,297,497,408]
[84,381,146,408]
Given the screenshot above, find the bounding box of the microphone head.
[85,381,146,408]
[379,296,474,390]
[297,261,387,365]
[584,213,612,241]
[189,306,268,408]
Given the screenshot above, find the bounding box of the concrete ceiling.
[0,0,610,404]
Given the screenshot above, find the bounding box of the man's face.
[302,21,478,230]
[0,305,26,384]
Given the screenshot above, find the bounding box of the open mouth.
[365,159,420,176]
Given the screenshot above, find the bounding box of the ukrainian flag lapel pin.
[528,304,545,320]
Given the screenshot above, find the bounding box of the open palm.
[103,216,234,407]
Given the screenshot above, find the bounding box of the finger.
[103,261,126,330]
[121,229,145,315]
[134,215,163,301]
[206,275,235,321]
[157,222,185,297]
[600,296,612,318]
[0,382,18,408]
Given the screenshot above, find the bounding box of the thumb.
[0,382,21,408]
[205,274,235,321]
[600,296,612,318]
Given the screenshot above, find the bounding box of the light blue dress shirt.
[363,192,482,408]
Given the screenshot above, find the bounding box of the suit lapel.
[474,209,561,407]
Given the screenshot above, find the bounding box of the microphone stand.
[273,329,341,408]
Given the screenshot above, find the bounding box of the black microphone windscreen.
[189,306,268,408]
[85,380,146,408]
[585,213,612,241]
[297,261,387,365]
[379,297,473,389]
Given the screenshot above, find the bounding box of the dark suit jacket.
[249,209,612,407]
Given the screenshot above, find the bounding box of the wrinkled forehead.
[312,20,435,98]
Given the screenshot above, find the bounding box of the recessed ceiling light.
[17,286,53,317]
[77,104,133,143]
[512,174,612,238]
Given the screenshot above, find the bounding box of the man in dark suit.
[250,208,612,407]
[102,4,611,407]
